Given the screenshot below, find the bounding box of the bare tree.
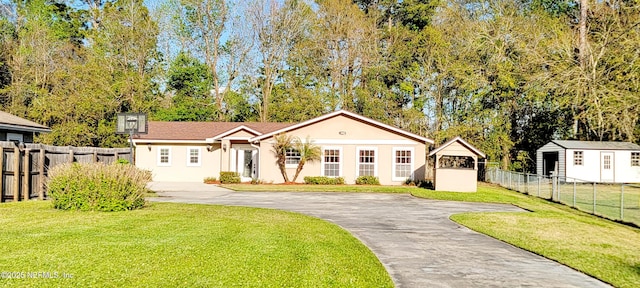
[248,0,311,122]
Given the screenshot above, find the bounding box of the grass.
[556,182,640,225]
[0,201,392,288]
[221,183,426,193]
[412,183,640,288]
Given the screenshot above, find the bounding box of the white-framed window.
[186,147,201,166]
[157,147,171,166]
[632,152,640,167]
[574,151,583,166]
[356,147,377,177]
[322,147,342,177]
[285,148,301,167]
[392,147,414,181]
[603,154,611,170]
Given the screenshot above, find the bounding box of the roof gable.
[250,110,433,144]
[206,125,261,142]
[429,136,486,158]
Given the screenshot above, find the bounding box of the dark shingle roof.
[134,121,294,141]
[552,140,640,150]
[0,110,50,133]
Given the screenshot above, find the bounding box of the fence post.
[23,149,30,201]
[68,149,74,163]
[573,179,576,208]
[13,146,19,202]
[620,185,624,220]
[551,172,558,201]
[39,148,45,200]
[0,146,3,202]
[558,177,561,202]
[593,183,597,214]
[537,176,540,197]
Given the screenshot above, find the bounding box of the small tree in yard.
[272,133,295,182]
[291,136,321,182]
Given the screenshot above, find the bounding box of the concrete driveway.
[148,182,610,288]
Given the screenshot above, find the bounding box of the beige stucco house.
[133,110,433,185]
[429,136,485,192]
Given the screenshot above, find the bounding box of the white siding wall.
[614,151,640,183]
[135,143,221,182]
[563,149,640,183]
[536,142,565,176]
[565,149,600,182]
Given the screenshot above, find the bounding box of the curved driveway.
[148,182,610,288]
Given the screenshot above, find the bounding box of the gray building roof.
[552,140,640,150]
[0,110,51,133]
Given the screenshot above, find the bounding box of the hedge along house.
[0,110,51,143]
[536,140,640,183]
[429,137,486,192]
[133,110,434,185]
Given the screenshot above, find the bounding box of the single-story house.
[429,136,485,192]
[133,110,434,185]
[536,140,640,183]
[0,110,51,143]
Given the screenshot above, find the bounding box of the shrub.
[219,172,241,184]
[47,162,151,212]
[251,178,263,185]
[404,179,433,189]
[203,177,218,184]
[355,176,380,185]
[115,158,130,165]
[303,176,345,185]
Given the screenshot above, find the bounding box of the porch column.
[220,139,231,172]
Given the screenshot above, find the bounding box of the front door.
[230,145,258,182]
[600,152,614,182]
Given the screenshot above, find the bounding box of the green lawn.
[413,183,640,288]
[555,182,640,225]
[0,201,392,288]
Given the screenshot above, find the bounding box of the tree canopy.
[0,0,637,172]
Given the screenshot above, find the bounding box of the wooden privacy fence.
[0,141,132,202]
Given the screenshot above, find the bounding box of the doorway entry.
[600,152,614,182]
[542,152,559,176]
[230,144,258,182]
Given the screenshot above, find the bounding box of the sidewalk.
[147,182,233,198]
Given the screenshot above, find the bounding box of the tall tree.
[248,0,311,122]
[154,52,216,121]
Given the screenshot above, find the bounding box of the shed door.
[600,152,614,182]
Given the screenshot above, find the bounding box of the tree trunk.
[278,161,289,183]
[578,0,588,68]
[291,160,305,183]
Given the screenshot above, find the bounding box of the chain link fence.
[486,167,640,226]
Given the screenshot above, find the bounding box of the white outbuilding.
[536,140,640,183]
